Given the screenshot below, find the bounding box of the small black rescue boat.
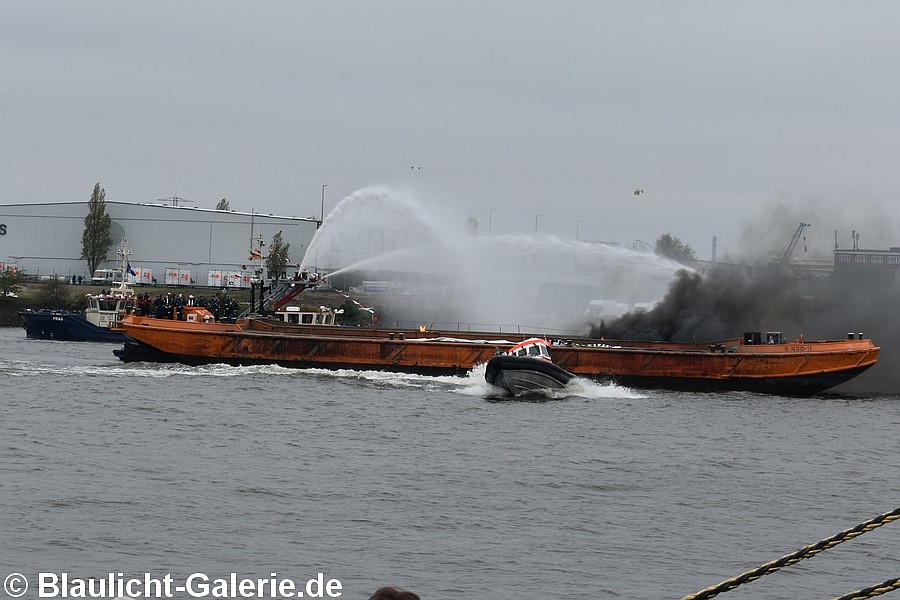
[485,337,574,396]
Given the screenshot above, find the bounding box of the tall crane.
[778,222,810,272]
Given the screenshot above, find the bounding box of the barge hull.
[113,316,880,395]
[115,339,474,376]
[587,366,875,395]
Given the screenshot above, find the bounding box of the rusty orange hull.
[550,338,879,394]
[114,315,880,395]
[115,316,506,374]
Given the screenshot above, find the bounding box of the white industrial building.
[0,201,318,286]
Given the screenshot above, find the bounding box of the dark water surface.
[2,327,898,599]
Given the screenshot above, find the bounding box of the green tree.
[81,183,114,274]
[216,198,230,211]
[655,233,697,265]
[0,265,27,299]
[38,275,75,308]
[338,298,362,323]
[265,230,291,281]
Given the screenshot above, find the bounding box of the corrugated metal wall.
[0,201,317,282]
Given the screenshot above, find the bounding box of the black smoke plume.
[591,263,900,395]
[592,266,805,342]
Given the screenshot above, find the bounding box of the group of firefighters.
[132,292,241,322]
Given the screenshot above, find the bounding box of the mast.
[112,239,135,297]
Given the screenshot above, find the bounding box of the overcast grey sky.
[3,1,899,260]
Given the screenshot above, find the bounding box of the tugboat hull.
[19,239,138,343]
[19,310,128,342]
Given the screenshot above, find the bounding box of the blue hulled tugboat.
[19,241,136,342]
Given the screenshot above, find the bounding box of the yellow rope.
[680,507,900,600]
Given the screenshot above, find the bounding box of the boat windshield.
[88,296,134,312]
[511,342,551,359]
[100,299,120,311]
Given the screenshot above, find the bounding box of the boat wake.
[472,364,648,400]
[563,377,645,400]
[0,358,295,379]
[293,362,644,400]
[478,377,645,401]
[2,356,643,400]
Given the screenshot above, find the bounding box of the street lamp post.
[576,219,583,241]
[489,206,496,236]
[319,184,327,227]
[535,214,541,236]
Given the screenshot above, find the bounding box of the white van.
[90,268,123,285]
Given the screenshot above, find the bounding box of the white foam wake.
[2,356,645,400]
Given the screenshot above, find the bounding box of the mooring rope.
[680,507,900,600]
[834,577,900,600]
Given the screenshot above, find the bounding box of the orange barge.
[113,308,879,395]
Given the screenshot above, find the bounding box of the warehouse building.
[0,201,318,286]
[833,246,900,278]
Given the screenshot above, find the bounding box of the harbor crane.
[777,222,810,272]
